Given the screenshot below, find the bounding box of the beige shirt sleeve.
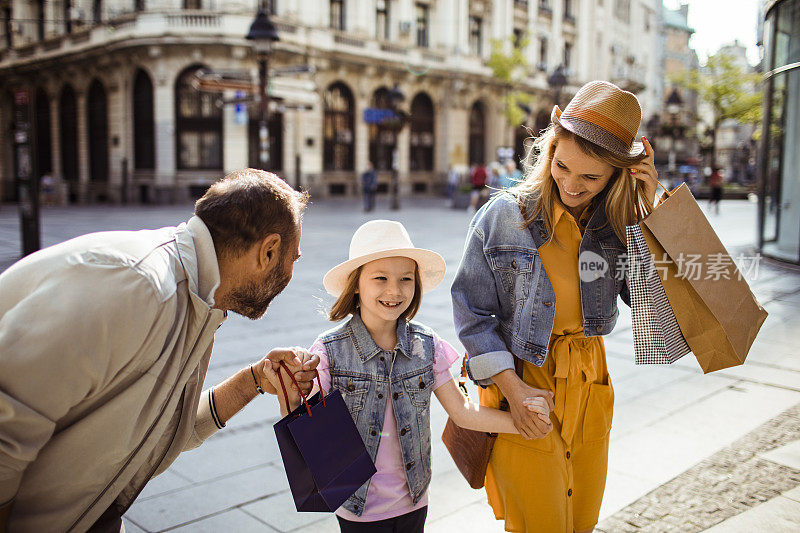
[0,262,164,505]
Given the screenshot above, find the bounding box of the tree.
[487,36,532,147]
[672,52,762,168]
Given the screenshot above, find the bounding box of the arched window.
[468,101,485,165]
[87,79,109,184]
[35,88,52,178]
[323,82,355,171]
[59,84,78,201]
[369,87,396,171]
[133,69,155,170]
[175,65,222,170]
[409,92,434,171]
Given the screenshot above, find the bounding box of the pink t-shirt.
[309,333,459,522]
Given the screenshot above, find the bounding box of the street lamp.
[386,84,407,210]
[246,9,279,170]
[665,88,683,175]
[547,64,568,106]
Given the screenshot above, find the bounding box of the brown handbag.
[441,355,520,489]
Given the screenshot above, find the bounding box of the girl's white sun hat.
[323,220,446,297]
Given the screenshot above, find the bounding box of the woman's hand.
[494,370,554,440]
[629,136,659,207]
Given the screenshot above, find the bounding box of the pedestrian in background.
[502,160,523,189]
[266,220,549,532]
[468,162,487,212]
[446,165,460,207]
[0,169,320,531]
[708,166,724,215]
[452,81,661,533]
[362,162,378,212]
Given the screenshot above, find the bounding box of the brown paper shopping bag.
[638,184,768,373]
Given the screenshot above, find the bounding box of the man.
[361,162,378,212]
[0,169,319,532]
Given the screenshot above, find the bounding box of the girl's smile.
[358,257,417,329]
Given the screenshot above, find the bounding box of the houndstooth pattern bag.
[626,224,691,364]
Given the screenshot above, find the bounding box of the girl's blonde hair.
[511,122,654,242]
[328,263,423,322]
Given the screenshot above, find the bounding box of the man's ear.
[257,234,282,271]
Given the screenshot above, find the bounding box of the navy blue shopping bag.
[274,362,376,512]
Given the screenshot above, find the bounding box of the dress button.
[347,384,355,392]
[568,488,573,497]
[393,392,400,400]
[406,462,414,470]
[379,356,385,362]
[566,451,571,459]
[400,428,408,436]
[511,259,517,269]
[378,393,383,399]
[596,325,603,333]
[419,381,425,389]
[370,430,377,436]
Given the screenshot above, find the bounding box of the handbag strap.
[276,360,325,417]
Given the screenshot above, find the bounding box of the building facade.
[0,0,664,204]
[758,0,800,263]
[653,3,700,183]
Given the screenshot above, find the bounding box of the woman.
[451,81,660,532]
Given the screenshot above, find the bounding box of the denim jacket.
[317,313,436,516]
[451,192,630,386]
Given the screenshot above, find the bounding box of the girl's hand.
[522,396,551,424]
[629,136,659,206]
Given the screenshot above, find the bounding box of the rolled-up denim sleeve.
[451,225,515,387]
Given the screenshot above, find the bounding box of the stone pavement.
[1,196,798,532]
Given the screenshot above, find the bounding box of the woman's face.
[550,135,615,215]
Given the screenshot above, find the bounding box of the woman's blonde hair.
[511,122,654,243]
[328,263,423,322]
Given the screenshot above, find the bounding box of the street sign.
[363,107,401,124]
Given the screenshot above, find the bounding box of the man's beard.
[228,266,292,320]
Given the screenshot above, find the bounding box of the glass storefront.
[759,0,800,263]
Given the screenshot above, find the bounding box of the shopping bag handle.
[655,179,672,198]
[276,360,325,418]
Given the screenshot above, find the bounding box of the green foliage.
[487,36,532,127]
[672,52,763,129]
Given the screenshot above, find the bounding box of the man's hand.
[494,369,554,440]
[253,347,320,396]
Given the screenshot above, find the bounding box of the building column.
[222,89,248,174]
[76,91,90,204]
[397,122,411,195]
[153,78,175,203]
[107,71,126,203]
[354,89,370,193]
[49,95,61,180]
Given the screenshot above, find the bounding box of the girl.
[263,219,550,532]
[451,81,661,532]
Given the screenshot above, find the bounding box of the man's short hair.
[195,169,309,258]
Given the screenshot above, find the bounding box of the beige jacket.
[0,216,227,531]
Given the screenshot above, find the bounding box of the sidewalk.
[1,197,798,532]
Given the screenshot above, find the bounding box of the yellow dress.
[480,201,615,533]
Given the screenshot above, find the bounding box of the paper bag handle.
[276,360,325,417]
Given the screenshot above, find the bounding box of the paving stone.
[597,403,800,532]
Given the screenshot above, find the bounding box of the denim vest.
[317,313,436,516]
[451,192,630,382]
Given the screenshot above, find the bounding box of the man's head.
[195,169,309,319]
